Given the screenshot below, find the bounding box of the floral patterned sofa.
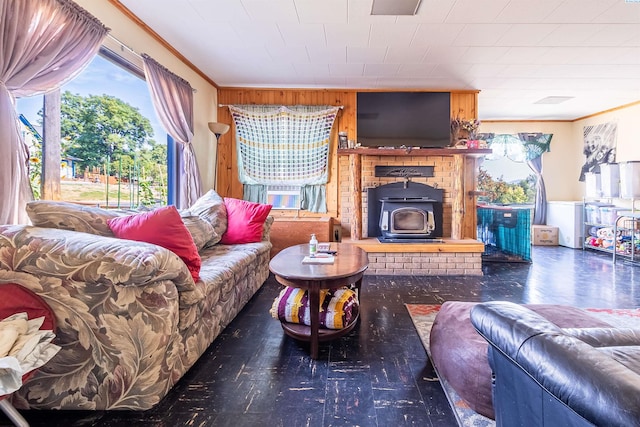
[0,190,272,411]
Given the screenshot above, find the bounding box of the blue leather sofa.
[470,301,640,427]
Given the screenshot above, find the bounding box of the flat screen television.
[356,92,451,148]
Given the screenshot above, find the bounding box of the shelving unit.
[613,210,640,263]
[583,197,639,264]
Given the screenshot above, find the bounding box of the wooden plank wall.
[450,90,478,120]
[216,89,356,219]
[216,89,479,233]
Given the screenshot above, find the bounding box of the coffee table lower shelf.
[280,313,360,345]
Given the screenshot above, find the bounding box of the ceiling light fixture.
[371,0,422,15]
[534,96,575,105]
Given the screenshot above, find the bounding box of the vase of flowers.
[450,117,481,146]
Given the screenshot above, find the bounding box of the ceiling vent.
[371,0,422,15]
[534,96,575,105]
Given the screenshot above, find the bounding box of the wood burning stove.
[367,182,443,242]
[379,197,437,239]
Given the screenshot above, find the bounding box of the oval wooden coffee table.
[269,243,369,359]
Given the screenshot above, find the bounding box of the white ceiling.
[118,0,640,120]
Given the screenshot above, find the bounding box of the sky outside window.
[17,55,165,144]
[482,156,532,183]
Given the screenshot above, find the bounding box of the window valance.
[478,133,552,162]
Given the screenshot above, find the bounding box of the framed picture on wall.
[579,122,617,181]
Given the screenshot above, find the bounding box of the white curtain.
[142,54,200,209]
[229,105,339,213]
[527,156,547,225]
[0,0,109,224]
[518,133,551,225]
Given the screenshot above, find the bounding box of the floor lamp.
[207,122,230,190]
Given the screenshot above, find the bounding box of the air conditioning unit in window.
[266,186,301,210]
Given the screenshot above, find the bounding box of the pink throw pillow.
[107,205,201,282]
[220,198,272,244]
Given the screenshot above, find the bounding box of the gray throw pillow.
[180,215,216,251]
[180,189,228,247]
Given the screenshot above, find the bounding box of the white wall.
[75,0,220,191]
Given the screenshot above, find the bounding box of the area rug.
[405,303,640,427]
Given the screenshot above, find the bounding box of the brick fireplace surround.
[337,148,488,275]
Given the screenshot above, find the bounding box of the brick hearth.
[345,238,484,276]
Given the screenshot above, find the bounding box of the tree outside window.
[17,53,169,208]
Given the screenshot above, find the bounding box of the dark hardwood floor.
[4,246,639,426]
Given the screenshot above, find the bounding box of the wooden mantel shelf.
[337,148,491,156]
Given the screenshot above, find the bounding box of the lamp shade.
[208,122,230,137]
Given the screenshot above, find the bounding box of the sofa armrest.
[563,327,640,347]
[0,224,202,410]
[0,225,199,295]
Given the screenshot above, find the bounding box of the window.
[17,44,171,208]
[478,158,536,205]
[266,185,301,209]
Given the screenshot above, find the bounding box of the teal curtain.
[300,184,327,213]
[243,184,266,203]
[519,133,552,160]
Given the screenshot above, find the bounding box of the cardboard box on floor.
[532,225,559,246]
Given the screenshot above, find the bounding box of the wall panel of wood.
[451,91,478,120]
[215,89,480,237]
[463,156,480,238]
[216,89,356,219]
